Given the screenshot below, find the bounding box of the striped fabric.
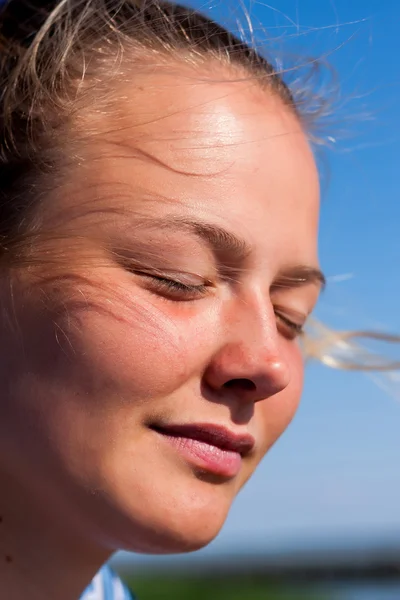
[80,565,135,600]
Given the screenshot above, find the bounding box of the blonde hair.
[304,320,400,372]
[0,0,398,376]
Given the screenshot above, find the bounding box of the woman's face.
[0,69,321,554]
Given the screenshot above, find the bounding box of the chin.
[135,525,221,556]
[100,475,232,555]
[115,514,225,556]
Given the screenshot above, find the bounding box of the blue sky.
[122,0,400,565]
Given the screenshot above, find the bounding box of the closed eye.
[136,272,211,301]
[274,310,306,341]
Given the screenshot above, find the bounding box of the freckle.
[5,555,13,563]
[0,516,3,524]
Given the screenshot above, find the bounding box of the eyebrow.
[152,216,251,262]
[151,216,326,289]
[272,265,326,290]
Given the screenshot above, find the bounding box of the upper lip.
[151,423,255,456]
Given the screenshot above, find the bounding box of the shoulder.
[80,564,136,600]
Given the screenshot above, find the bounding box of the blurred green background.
[125,575,318,599]
[116,552,400,600]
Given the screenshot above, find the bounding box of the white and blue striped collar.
[80,565,134,600]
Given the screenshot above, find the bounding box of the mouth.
[150,423,255,479]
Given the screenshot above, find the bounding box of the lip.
[150,423,255,479]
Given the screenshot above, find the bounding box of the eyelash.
[140,274,210,300]
[275,312,305,340]
[138,272,306,339]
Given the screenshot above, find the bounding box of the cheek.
[255,343,304,456]
[55,285,217,403]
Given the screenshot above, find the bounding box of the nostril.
[223,378,256,392]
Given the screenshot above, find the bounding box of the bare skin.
[0,68,322,599]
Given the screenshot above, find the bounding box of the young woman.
[0,1,398,599]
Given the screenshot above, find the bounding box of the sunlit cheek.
[255,342,304,457]
[63,283,217,402]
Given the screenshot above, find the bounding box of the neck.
[0,468,110,600]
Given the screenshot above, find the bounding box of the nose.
[203,296,291,404]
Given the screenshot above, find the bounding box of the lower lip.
[155,431,242,479]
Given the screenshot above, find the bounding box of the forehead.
[88,68,316,173]
[58,68,320,265]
